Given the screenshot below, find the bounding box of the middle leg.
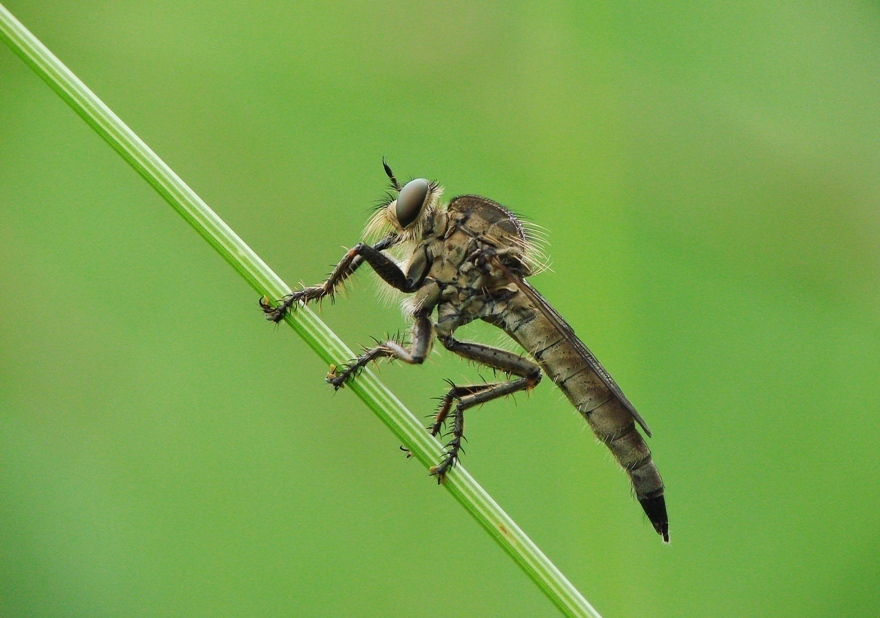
[326,315,434,389]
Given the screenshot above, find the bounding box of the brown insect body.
[263,167,668,542]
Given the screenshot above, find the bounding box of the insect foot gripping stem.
[638,493,669,543]
[260,284,332,323]
[259,295,289,322]
[324,357,368,389]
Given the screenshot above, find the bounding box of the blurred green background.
[2,1,879,616]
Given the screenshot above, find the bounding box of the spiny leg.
[440,335,544,383]
[429,382,496,437]
[430,335,543,481]
[326,344,397,387]
[430,376,540,481]
[260,235,399,322]
[326,315,434,389]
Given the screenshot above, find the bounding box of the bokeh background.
[2,2,879,616]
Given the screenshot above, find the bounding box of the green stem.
[0,5,600,617]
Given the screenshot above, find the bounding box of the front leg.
[260,235,399,322]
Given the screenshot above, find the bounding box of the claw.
[428,465,448,484]
[429,458,455,483]
[326,375,346,389]
[259,294,294,322]
[326,362,354,389]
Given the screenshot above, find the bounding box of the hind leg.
[429,335,543,481]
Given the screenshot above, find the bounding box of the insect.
[261,162,669,542]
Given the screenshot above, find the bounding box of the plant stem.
[0,5,601,617]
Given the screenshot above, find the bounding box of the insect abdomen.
[502,303,669,541]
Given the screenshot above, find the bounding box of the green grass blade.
[0,5,600,617]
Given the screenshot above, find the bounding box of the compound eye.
[396,178,430,228]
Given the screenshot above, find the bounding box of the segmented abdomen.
[494,293,667,538]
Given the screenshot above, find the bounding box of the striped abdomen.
[494,291,669,541]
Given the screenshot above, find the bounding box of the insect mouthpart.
[395,178,431,229]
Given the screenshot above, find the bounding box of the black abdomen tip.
[638,494,669,543]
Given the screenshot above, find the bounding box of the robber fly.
[260,162,669,542]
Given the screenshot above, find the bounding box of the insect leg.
[429,376,539,482]
[260,235,398,322]
[430,382,496,437]
[429,336,543,481]
[440,336,543,383]
[326,315,434,389]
